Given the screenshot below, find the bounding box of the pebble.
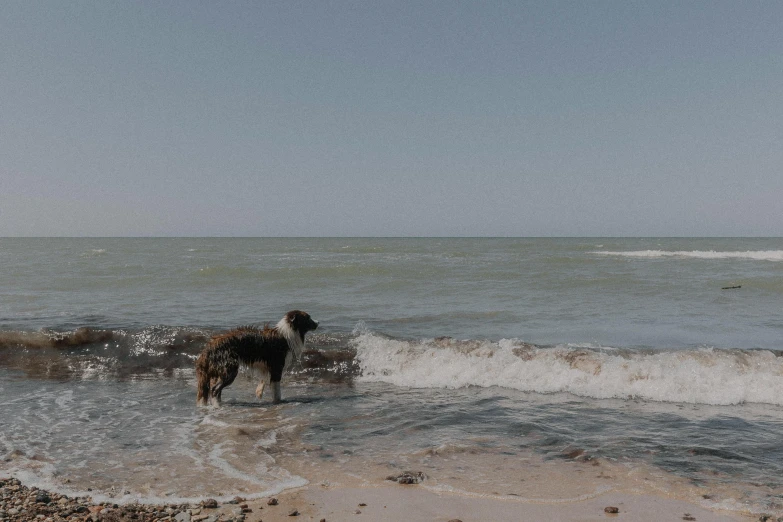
[604,506,620,513]
[268,497,279,505]
[0,478,242,522]
[289,508,300,516]
[201,498,218,509]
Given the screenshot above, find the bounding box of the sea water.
[1,238,782,514]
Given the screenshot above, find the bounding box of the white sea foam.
[80,249,108,257]
[592,250,783,262]
[354,333,783,406]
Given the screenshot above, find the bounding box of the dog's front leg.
[255,381,265,400]
[271,381,282,403]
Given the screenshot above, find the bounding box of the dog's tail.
[196,357,210,406]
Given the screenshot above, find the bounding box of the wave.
[592,250,783,262]
[6,325,783,406]
[0,327,355,382]
[354,333,783,406]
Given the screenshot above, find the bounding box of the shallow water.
[1,237,782,515]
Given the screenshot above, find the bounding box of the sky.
[1,1,781,237]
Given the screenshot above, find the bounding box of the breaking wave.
[354,333,783,406]
[5,325,783,406]
[592,250,783,262]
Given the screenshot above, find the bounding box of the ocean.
[1,237,782,516]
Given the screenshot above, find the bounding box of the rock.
[267,497,279,506]
[289,509,300,516]
[448,519,463,522]
[604,506,619,513]
[385,471,426,485]
[174,512,191,522]
[683,514,696,521]
[359,503,367,506]
[354,510,361,514]
[35,492,51,504]
[201,499,218,509]
[320,519,327,522]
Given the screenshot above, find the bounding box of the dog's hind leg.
[255,381,266,400]
[209,378,224,407]
[209,367,238,407]
[196,372,210,407]
[271,380,282,404]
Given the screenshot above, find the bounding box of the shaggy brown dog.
[196,310,318,406]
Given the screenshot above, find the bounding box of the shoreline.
[0,477,759,522]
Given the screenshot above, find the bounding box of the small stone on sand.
[605,506,619,513]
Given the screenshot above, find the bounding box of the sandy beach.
[0,475,761,522]
[245,484,755,522]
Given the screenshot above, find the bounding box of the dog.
[196,310,318,406]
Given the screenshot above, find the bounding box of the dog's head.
[284,310,319,336]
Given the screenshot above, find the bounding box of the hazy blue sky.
[2,1,781,236]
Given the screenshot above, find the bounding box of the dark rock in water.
[385,471,426,484]
[201,498,218,509]
[564,449,585,459]
[604,506,619,513]
[721,285,742,290]
[268,497,279,505]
